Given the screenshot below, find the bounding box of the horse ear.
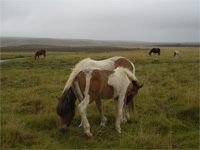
[139,84,144,89]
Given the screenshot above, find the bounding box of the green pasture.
[1,47,199,149]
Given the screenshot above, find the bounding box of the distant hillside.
[1,37,199,48]
[1,37,148,47]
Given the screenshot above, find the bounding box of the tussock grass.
[1,47,199,149]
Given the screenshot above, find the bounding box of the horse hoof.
[116,128,121,134]
[117,130,121,134]
[122,119,127,123]
[100,123,106,127]
[78,124,83,128]
[59,128,67,133]
[85,132,93,137]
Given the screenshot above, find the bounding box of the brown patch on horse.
[100,70,115,99]
[89,70,114,104]
[124,81,139,109]
[114,58,133,72]
[125,83,133,102]
[77,71,86,95]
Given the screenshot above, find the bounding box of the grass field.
[1,47,199,149]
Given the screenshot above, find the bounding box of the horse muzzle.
[59,125,68,133]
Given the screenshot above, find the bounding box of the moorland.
[1,46,199,149]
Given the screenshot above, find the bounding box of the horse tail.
[62,58,91,94]
[130,60,135,74]
[116,67,136,110]
[124,57,135,74]
[115,67,137,81]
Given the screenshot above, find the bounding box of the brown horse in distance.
[35,50,46,60]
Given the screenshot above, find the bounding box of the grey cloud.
[1,0,199,42]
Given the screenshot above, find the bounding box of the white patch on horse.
[174,51,179,57]
[77,69,93,136]
[62,58,91,94]
[108,67,137,99]
[62,57,135,94]
[72,78,84,102]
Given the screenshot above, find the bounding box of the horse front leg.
[115,96,124,133]
[95,98,107,127]
[78,96,92,137]
[78,119,83,128]
[122,104,130,123]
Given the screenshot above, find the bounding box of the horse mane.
[57,87,76,116]
[62,58,91,94]
[115,67,137,81]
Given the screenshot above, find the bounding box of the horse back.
[114,58,134,73]
[35,49,46,55]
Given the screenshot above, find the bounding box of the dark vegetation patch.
[177,106,199,126]
[1,46,147,52]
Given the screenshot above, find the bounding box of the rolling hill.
[1,37,198,47]
[1,37,149,47]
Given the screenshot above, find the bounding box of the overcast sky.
[1,0,199,42]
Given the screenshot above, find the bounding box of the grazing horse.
[35,49,46,60]
[56,67,143,137]
[149,48,160,56]
[61,56,136,125]
[174,51,179,57]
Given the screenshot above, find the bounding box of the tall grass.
[1,47,199,149]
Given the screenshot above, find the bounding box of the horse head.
[125,80,143,107]
[56,87,76,132]
[149,51,152,55]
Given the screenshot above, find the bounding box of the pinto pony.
[174,51,179,57]
[56,67,143,137]
[35,49,46,60]
[149,48,160,56]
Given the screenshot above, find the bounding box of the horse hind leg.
[95,98,107,127]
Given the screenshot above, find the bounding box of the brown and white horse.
[60,56,135,128]
[174,51,179,57]
[35,49,46,60]
[57,67,143,137]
